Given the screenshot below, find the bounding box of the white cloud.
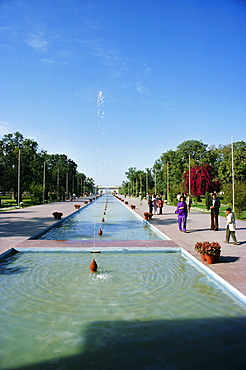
[143,61,151,74]
[25,29,49,53]
[135,82,149,94]
[42,58,68,66]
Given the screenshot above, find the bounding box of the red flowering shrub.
[184,164,221,196]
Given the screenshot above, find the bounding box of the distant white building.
[97,185,120,194]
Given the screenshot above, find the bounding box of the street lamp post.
[66,172,69,199]
[146,172,148,198]
[167,162,169,202]
[57,169,59,200]
[231,135,235,212]
[188,154,191,195]
[17,150,21,205]
[84,179,86,195]
[43,161,46,203]
[154,168,156,195]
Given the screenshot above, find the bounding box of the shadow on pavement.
[0,216,54,238]
[184,228,210,233]
[149,218,177,226]
[219,256,240,263]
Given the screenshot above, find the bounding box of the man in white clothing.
[225,207,239,245]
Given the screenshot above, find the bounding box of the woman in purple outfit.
[175,195,188,232]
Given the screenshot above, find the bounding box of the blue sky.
[0,0,245,186]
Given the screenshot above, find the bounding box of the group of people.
[142,191,238,244]
[147,194,164,215]
[175,192,239,244]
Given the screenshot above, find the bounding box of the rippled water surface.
[38,195,166,240]
[1,251,246,369]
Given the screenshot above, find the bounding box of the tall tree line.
[0,132,95,203]
[120,139,246,217]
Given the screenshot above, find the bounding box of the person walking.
[152,195,158,215]
[175,195,188,232]
[158,198,164,215]
[186,194,192,212]
[225,207,239,245]
[147,194,153,214]
[210,193,220,231]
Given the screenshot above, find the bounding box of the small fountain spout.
[90,259,98,272]
[89,251,101,272]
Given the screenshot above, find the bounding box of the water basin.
[1,250,246,369]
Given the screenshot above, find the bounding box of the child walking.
[225,207,239,245]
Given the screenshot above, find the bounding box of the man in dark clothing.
[147,194,153,214]
[210,193,220,231]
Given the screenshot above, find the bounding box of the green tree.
[205,192,212,210]
[29,183,43,204]
[76,173,87,196]
[83,177,95,194]
[123,167,153,197]
[156,140,220,201]
[0,132,95,203]
[176,139,208,166]
[217,141,246,186]
[223,182,246,219]
[45,154,78,199]
[0,132,42,200]
[157,149,183,201]
[120,140,246,207]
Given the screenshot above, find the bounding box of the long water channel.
[1,195,246,369]
[36,194,167,241]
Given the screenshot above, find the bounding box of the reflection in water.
[0,253,25,275]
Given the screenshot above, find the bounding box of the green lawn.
[0,195,36,210]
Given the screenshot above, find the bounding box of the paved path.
[0,198,93,253]
[1,195,246,296]
[125,196,246,296]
